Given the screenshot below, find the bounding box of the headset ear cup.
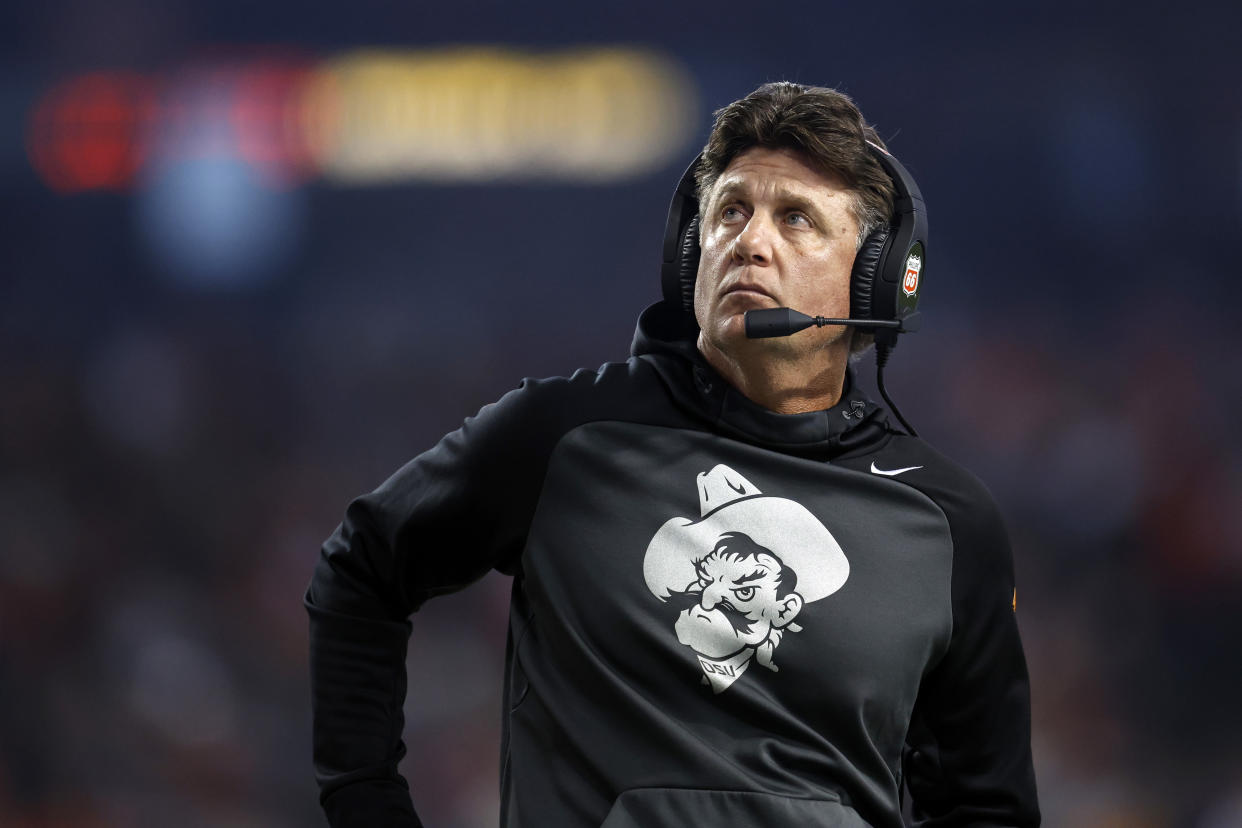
[677,215,700,313]
[850,228,888,323]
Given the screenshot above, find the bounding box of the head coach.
[306,81,1040,827]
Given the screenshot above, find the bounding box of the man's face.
[673,549,801,659]
[693,146,861,360]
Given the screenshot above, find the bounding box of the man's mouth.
[720,285,776,304]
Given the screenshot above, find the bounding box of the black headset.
[659,141,928,350]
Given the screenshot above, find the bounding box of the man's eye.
[721,206,745,222]
[733,586,756,601]
[785,212,810,227]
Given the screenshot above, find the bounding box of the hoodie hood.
[630,300,892,457]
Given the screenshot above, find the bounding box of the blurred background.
[2,1,1241,826]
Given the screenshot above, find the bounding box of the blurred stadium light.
[302,47,697,182]
[26,47,698,192]
[26,71,156,192]
[135,154,306,288]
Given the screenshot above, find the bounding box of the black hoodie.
[306,301,1040,827]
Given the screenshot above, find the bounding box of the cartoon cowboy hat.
[643,464,849,604]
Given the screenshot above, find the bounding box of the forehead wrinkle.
[710,176,841,223]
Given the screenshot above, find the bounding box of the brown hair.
[695,82,895,249]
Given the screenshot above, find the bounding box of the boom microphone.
[743,307,922,437]
[744,308,921,339]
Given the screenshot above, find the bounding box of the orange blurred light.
[27,72,156,192]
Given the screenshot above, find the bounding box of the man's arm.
[902,477,1041,827]
[305,379,569,827]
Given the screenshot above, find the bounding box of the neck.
[697,334,849,414]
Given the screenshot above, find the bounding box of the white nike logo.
[870,461,923,477]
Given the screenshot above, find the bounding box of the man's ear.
[771,593,803,628]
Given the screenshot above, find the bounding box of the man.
[307,82,1040,827]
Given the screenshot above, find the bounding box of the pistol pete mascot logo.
[643,465,850,693]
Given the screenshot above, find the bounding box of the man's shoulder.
[509,356,658,403]
[475,356,666,432]
[864,435,994,501]
[840,434,1006,542]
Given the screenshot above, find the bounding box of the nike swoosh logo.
[870,461,923,477]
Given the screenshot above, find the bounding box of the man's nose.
[699,583,724,610]
[731,215,774,266]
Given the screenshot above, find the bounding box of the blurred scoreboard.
[27,47,698,193]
